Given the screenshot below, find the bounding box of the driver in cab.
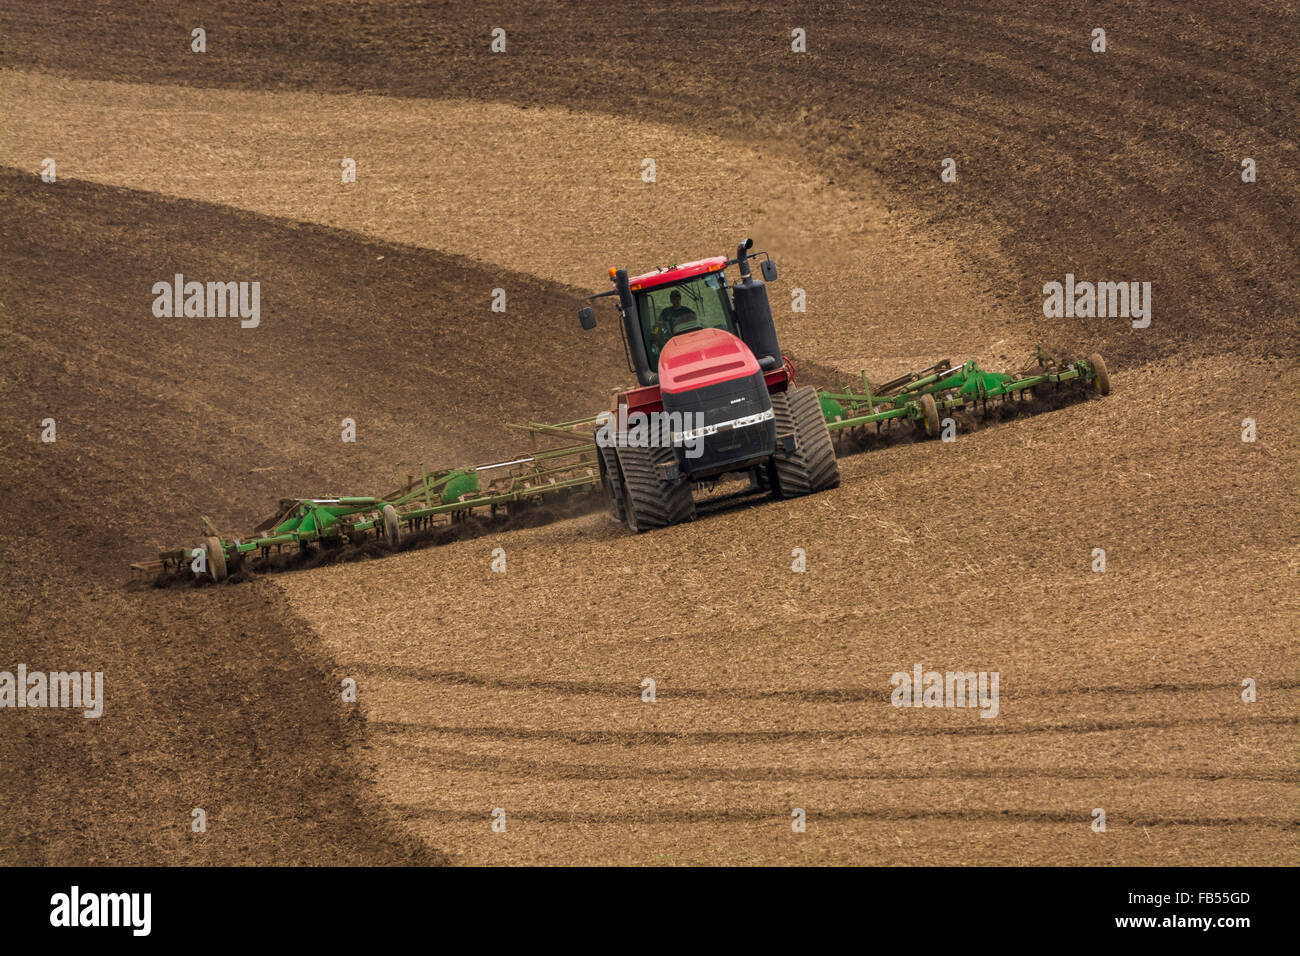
[658,289,696,329]
[648,289,696,363]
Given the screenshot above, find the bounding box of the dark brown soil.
[0,1,1295,866]
[0,171,618,864]
[2,1,1295,365]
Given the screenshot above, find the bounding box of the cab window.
[635,273,736,367]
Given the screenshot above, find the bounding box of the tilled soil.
[278,356,1298,864]
[0,1,1295,866]
[2,0,1295,366]
[0,70,1025,374]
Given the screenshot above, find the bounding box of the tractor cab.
[578,239,782,387]
[629,258,737,368]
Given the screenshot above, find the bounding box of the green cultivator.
[132,238,1111,581]
[133,422,602,582]
[818,349,1110,442]
[134,348,1108,583]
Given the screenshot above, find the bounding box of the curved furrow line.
[370,714,1299,743]
[393,807,1300,829]
[343,666,1300,702]
[381,749,1300,785]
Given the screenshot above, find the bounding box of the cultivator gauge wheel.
[203,536,227,583]
[1089,353,1111,395]
[918,393,940,437]
[381,504,402,548]
[771,386,841,498]
[616,442,695,532]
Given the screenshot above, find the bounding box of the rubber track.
[771,385,840,497]
[616,442,695,531]
[597,444,625,522]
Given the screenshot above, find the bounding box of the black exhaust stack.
[736,238,754,278]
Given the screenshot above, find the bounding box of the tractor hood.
[657,328,761,394]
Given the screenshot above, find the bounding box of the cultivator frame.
[132,421,603,582]
[134,348,1109,582]
[818,349,1109,441]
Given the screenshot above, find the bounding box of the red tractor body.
[577,239,838,531]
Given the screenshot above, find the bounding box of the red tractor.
[578,238,839,531]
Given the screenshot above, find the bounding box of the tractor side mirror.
[578,306,597,330]
[760,259,778,282]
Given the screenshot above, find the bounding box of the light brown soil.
[0,70,1025,374]
[0,0,1295,866]
[280,356,1299,864]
